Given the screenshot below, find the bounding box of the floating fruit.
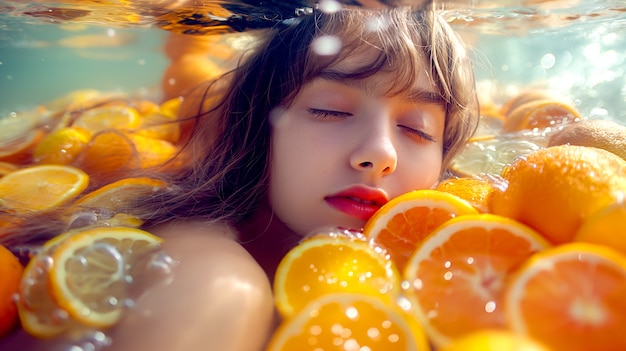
[273,231,400,318]
[548,119,626,160]
[72,105,141,134]
[0,165,89,212]
[403,213,550,348]
[490,145,626,244]
[574,198,626,255]
[33,127,91,165]
[439,329,550,351]
[504,243,626,351]
[502,99,581,133]
[363,190,478,271]
[267,293,430,351]
[435,177,495,213]
[48,226,163,328]
[450,136,544,177]
[0,244,23,339]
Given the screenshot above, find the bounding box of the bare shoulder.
[109,220,276,350]
[1,220,276,351]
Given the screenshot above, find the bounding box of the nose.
[349,123,398,176]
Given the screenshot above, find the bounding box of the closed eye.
[308,108,352,119]
[398,125,436,142]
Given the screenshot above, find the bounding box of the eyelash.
[399,125,436,142]
[308,108,435,142]
[308,108,352,119]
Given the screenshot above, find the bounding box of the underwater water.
[0,0,624,122]
[0,2,625,351]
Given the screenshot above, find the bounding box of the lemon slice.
[17,253,72,338]
[48,226,163,328]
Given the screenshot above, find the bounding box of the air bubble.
[312,35,342,56]
[318,0,341,13]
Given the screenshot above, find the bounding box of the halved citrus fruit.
[267,292,430,351]
[33,126,91,165]
[504,242,626,351]
[159,96,183,118]
[0,110,42,161]
[135,111,181,143]
[439,329,551,351]
[273,231,401,318]
[0,161,18,176]
[72,105,141,134]
[48,226,163,328]
[499,90,552,117]
[70,177,167,213]
[470,113,505,142]
[403,213,550,348]
[0,165,89,212]
[502,99,581,133]
[363,190,479,271]
[74,131,177,185]
[449,136,544,177]
[17,252,72,338]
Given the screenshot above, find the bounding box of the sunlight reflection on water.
[0,0,624,122]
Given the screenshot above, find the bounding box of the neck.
[236,202,301,283]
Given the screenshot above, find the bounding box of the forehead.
[323,49,439,98]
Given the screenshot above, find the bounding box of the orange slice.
[0,161,18,176]
[45,89,111,112]
[504,242,626,351]
[403,213,550,348]
[267,293,430,351]
[159,96,183,118]
[17,252,72,338]
[70,177,167,213]
[74,131,177,185]
[135,111,181,143]
[449,137,544,178]
[33,126,91,165]
[0,165,89,212]
[502,99,580,133]
[273,231,401,318]
[0,128,45,165]
[470,113,505,142]
[499,90,552,117]
[439,329,550,351]
[72,105,141,134]
[48,226,163,328]
[363,190,478,271]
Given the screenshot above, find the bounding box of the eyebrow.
[317,70,447,108]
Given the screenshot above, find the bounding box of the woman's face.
[269,58,446,237]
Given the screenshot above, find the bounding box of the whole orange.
[490,145,626,244]
[0,244,23,339]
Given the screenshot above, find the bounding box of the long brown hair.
[138,6,479,228]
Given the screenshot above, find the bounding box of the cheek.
[392,144,443,195]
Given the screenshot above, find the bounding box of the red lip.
[324,185,389,221]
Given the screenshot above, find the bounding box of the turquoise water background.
[0,0,625,123]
